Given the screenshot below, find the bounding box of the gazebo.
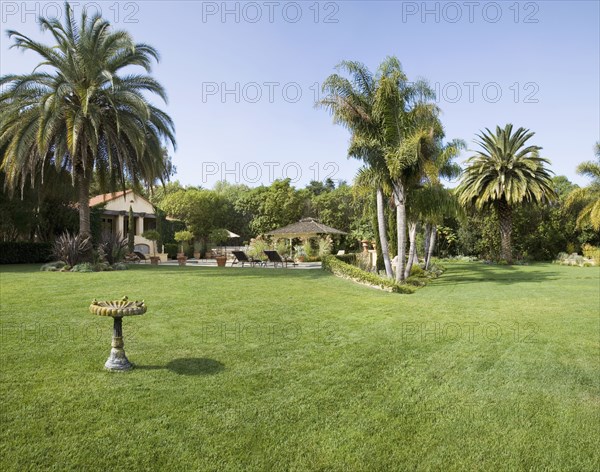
[265,218,346,255]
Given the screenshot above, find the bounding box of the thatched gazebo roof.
[265,218,347,238]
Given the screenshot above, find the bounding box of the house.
[89,190,167,261]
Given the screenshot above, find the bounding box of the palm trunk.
[393,181,407,283]
[77,170,91,237]
[404,221,418,279]
[376,186,393,278]
[425,225,437,270]
[498,200,513,264]
[424,223,431,262]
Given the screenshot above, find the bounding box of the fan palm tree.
[0,2,175,236]
[319,60,398,277]
[456,124,555,263]
[566,142,600,231]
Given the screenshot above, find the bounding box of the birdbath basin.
[90,296,146,371]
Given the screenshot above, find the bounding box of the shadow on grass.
[127,263,329,281]
[136,358,224,376]
[434,263,560,286]
[167,358,224,375]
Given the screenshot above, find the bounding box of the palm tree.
[354,165,394,276]
[0,3,175,236]
[372,62,440,282]
[456,124,555,263]
[566,142,600,231]
[419,138,465,271]
[318,60,395,278]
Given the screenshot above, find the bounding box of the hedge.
[334,253,357,265]
[322,255,415,294]
[0,242,53,264]
[163,243,178,259]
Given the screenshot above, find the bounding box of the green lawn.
[1,262,598,471]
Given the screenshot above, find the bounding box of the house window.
[101,217,114,234]
[143,219,157,233]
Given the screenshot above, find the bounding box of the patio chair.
[231,251,262,267]
[263,250,297,268]
[133,251,148,263]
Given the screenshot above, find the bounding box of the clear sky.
[1,1,599,188]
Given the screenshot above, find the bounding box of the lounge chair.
[263,250,297,268]
[231,251,262,267]
[133,251,148,263]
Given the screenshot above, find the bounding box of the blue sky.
[1,1,599,188]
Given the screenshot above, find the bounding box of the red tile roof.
[88,190,133,207]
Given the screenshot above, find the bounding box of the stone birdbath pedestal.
[90,296,146,371]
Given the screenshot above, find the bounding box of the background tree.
[127,206,135,253]
[236,179,304,235]
[456,124,556,263]
[160,188,229,246]
[0,3,175,236]
[566,142,600,232]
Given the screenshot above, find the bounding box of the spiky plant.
[456,124,556,263]
[0,2,175,236]
[99,231,128,265]
[52,231,92,266]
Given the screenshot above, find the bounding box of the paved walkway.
[158,260,322,270]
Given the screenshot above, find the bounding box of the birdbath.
[90,296,146,371]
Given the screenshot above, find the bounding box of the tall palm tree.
[456,124,555,263]
[373,62,440,282]
[419,139,465,271]
[0,2,175,236]
[354,165,394,277]
[566,142,600,231]
[319,60,396,278]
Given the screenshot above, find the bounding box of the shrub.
[248,237,270,260]
[322,256,415,294]
[174,230,194,254]
[113,262,128,271]
[335,253,357,265]
[406,276,428,287]
[0,242,52,264]
[318,237,333,258]
[142,230,160,256]
[163,243,178,259]
[93,262,111,272]
[275,239,290,257]
[409,265,426,277]
[99,231,128,265]
[302,239,315,258]
[52,232,92,266]
[71,262,94,272]
[356,252,372,272]
[40,261,66,271]
[582,244,600,265]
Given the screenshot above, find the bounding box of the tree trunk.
[376,186,394,278]
[425,225,437,270]
[498,200,513,264]
[77,170,91,237]
[404,221,418,279]
[424,223,431,262]
[393,181,407,283]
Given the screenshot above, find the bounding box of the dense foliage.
[0,242,52,264]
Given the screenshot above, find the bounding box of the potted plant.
[193,240,202,260]
[174,230,194,266]
[142,230,161,265]
[209,228,230,267]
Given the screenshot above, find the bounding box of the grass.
[1,262,598,471]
